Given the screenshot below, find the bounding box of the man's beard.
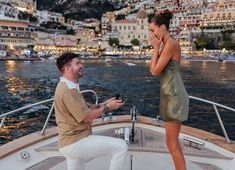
[72,68,83,79]
[77,69,83,78]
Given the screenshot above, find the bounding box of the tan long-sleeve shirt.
[54,80,92,148]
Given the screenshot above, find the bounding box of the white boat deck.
[30,127,229,170]
[35,128,231,160]
[1,116,234,170]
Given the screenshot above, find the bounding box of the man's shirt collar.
[60,77,80,91]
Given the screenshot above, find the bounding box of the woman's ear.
[160,25,167,32]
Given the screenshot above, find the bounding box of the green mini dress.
[159,60,189,122]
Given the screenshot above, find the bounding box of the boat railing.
[189,96,234,144]
[0,98,54,129]
[0,93,234,144]
[0,90,98,134]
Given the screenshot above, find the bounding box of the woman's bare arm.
[150,42,177,76]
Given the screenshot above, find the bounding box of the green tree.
[142,45,152,49]
[18,11,37,22]
[67,28,75,35]
[196,36,209,50]
[29,15,38,22]
[221,30,234,41]
[131,38,140,46]
[108,38,119,47]
[18,11,28,20]
[220,41,235,50]
[115,14,126,20]
[40,21,67,30]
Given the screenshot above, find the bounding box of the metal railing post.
[41,102,54,135]
[0,116,6,128]
[40,90,98,134]
[0,98,54,130]
[212,104,231,144]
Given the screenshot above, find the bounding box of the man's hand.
[98,97,115,107]
[84,99,124,123]
[106,99,124,111]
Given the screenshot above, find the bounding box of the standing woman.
[149,10,189,170]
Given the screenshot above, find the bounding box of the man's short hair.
[56,53,80,72]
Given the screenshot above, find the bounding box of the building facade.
[0,20,35,49]
[2,0,36,14]
[0,3,19,20]
[35,10,65,24]
[112,10,149,46]
[34,32,78,53]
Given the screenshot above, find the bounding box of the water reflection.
[5,76,28,95]
[0,60,235,144]
[6,60,16,73]
[181,60,192,67]
[220,62,227,72]
[202,61,207,69]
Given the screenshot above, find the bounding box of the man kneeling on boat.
[54,53,127,170]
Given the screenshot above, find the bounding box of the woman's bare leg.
[165,122,186,170]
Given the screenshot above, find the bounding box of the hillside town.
[0,0,234,60]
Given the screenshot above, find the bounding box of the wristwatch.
[103,103,110,113]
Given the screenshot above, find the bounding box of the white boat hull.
[1,116,234,170]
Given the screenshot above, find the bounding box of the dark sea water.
[0,60,235,144]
